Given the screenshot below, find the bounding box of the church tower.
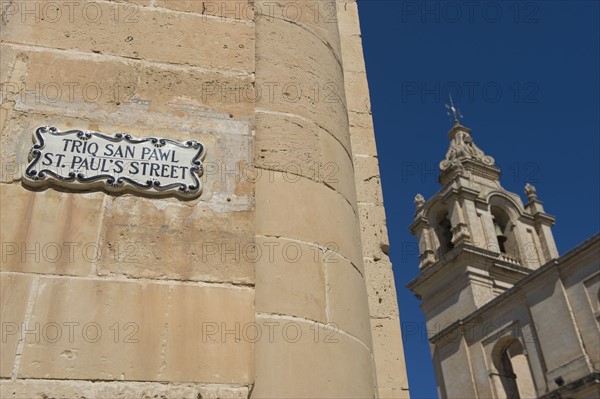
[409,120,559,326]
[408,120,559,324]
[408,117,600,398]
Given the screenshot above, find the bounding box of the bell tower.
[408,120,559,330]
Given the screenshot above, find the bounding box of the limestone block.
[326,260,372,347]
[255,16,350,155]
[255,171,363,268]
[252,316,375,398]
[0,184,104,276]
[349,125,377,156]
[0,45,19,91]
[0,378,250,398]
[349,111,378,156]
[354,155,383,205]
[336,1,362,37]
[161,283,254,383]
[321,128,358,210]
[344,70,371,114]
[155,0,205,13]
[98,196,254,284]
[203,0,254,21]
[254,111,321,179]
[19,277,169,380]
[437,337,478,398]
[527,279,587,374]
[0,106,8,140]
[255,111,357,210]
[379,388,411,399]
[1,2,255,72]
[255,0,342,61]
[358,204,390,260]
[340,34,367,73]
[108,0,151,6]
[156,0,254,21]
[255,236,327,322]
[371,319,409,391]
[0,273,34,377]
[364,258,400,319]
[9,51,254,121]
[18,277,254,384]
[0,114,37,184]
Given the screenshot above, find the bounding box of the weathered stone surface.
[354,155,383,205]
[6,50,254,121]
[2,2,255,72]
[155,0,205,13]
[252,316,375,398]
[18,277,254,384]
[255,236,326,322]
[326,260,372,347]
[19,277,169,380]
[0,379,250,399]
[364,258,400,319]
[0,112,30,183]
[255,171,362,268]
[162,283,254,383]
[0,273,33,377]
[344,70,371,114]
[255,0,342,61]
[0,184,104,276]
[380,387,411,399]
[0,107,9,139]
[321,128,358,209]
[358,204,390,260]
[156,0,253,21]
[98,196,254,284]
[108,0,151,6]
[371,319,410,391]
[255,111,357,209]
[254,111,321,179]
[0,45,20,91]
[336,1,362,37]
[340,34,367,73]
[349,112,378,156]
[255,16,350,155]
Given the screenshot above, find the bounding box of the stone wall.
[0,1,408,397]
[427,235,600,398]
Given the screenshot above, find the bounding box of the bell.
[494,221,508,245]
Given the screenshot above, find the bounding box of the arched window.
[492,338,536,399]
[490,206,521,261]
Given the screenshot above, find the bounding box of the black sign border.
[24,126,206,199]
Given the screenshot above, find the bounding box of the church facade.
[408,122,600,398]
[0,1,409,398]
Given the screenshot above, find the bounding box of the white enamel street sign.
[23,126,206,199]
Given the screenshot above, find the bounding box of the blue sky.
[358,1,600,397]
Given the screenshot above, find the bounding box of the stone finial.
[525,183,538,201]
[439,126,495,171]
[414,194,425,208]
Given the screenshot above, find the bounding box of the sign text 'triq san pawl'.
[23,126,206,199]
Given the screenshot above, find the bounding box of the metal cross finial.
[445,94,463,124]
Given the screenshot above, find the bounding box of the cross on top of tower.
[445,94,463,124]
